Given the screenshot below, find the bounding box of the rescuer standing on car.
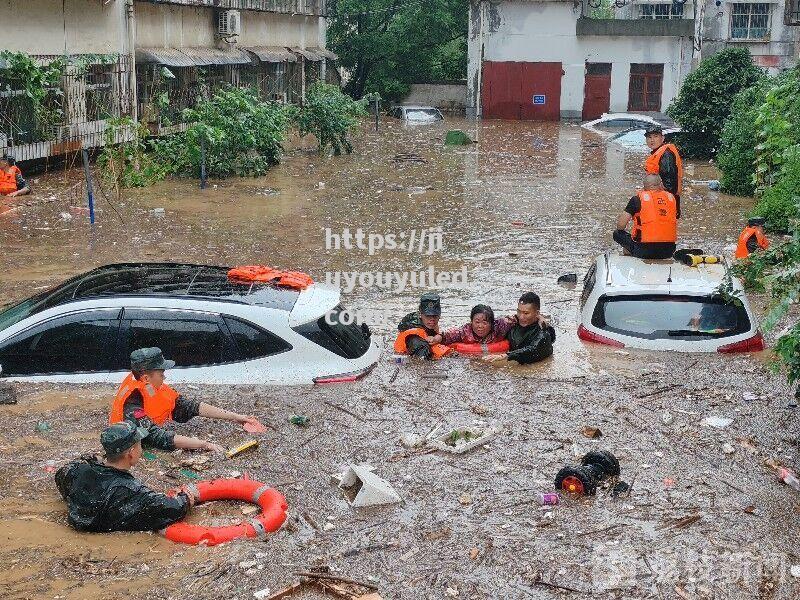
[109,347,263,453]
[644,125,682,218]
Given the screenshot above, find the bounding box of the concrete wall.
[134,3,216,48]
[403,82,467,112]
[700,0,800,73]
[238,12,321,47]
[135,3,325,50]
[468,0,694,119]
[0,0,126,55]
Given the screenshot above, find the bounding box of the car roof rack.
[604,251,613,286]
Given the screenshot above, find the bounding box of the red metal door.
[582,63,611,120]
[481,61,562,120]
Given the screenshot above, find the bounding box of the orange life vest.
[644,143,683,196]
[735,226,769,259]
[227,266,313,290]
[394,328,452,359]
[631,190,678,244]
[109,372,180,426]
[0,168,18,195]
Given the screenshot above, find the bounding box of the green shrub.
[754,68,800,193]
[295,82,367,155]
[98,117,171,190]
[179,86,294,178]
[717,80,771,197]
[752,147,800,232]
[667,48,763,158]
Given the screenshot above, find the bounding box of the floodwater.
[4,118,795,600]
[0,119,757,377]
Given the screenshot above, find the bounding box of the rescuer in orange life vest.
[613,173,678,260]
[395,292,452,360]
[110,348,263,453]
[735,217,769,259]
[644,125,682,218]
[0,155,30,197]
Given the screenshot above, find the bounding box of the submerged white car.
[0,263,380,385]
[388,105,444,122]
[581,113,675,136]
[578,253,764,353]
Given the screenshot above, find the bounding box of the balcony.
[143,0,327,17]
[577,0,695,36]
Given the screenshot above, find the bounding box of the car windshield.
[592,294,751,340]
[609,129,647,149]
[405,109,442,121]
[0,280,82,334]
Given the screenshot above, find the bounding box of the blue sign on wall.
[533,95,546,105]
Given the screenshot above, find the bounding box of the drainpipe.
[475,0,485,118]
[126,0,138,121]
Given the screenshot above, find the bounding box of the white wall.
[239,12,322,47]
[134,4,325,51]
[0,0,125,55]
[468,0,694,118]
[700,0,800,73]
[403,83,467,111]
[134,3,215,48]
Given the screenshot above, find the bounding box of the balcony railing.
[578,0,694,36]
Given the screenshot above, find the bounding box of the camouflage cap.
[101,421,148,456]
[130,347,175,372]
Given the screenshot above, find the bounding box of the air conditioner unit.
[218,10,241,37]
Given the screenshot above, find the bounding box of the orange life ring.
[452,339,510,355]
[163,478,288,546]
[227,266,313,290]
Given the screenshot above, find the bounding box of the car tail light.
[577,325,625,348]
[717,332,765,353]
[313,364,375,384]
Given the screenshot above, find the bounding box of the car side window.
[223,316,291,360]
[0,310,120,375]
[121,309,232,368]
[581,265,597,309]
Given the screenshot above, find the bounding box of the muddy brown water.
[1,119,797,599]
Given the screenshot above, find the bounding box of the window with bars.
[628,63,663,112]
[639,2,685,19]
[731,3,771,39]
[785,0,800,24]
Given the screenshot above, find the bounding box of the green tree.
[716,79,770,197]
[295,82,368,155]
[328,0,468,101]
[667,47,763,158]
[754,68,800,193]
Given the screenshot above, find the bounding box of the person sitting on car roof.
[56,422,198,532]
[482,292,556,365]
[394,292,452,360]
[735,217,769,259]
[644,125,682,218]
[613,173,677,260]
[109,347,263,453]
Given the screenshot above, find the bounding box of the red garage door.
[481,61,562,120]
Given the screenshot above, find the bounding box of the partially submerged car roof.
[5,263,301,315]
[602,254,742,293]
